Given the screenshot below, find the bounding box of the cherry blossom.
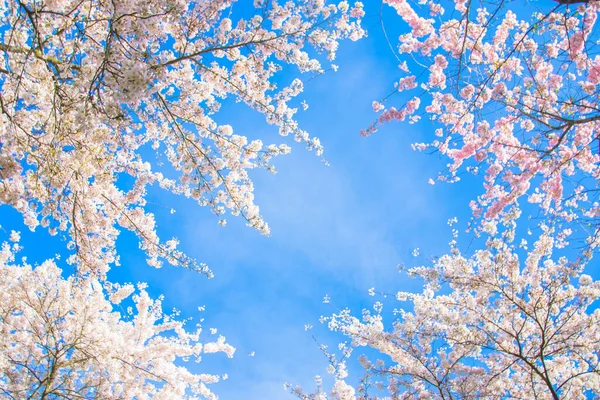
[0,0,365,277]
[297,231,600,399]
[0,241,234,399]
[366,0,600,252]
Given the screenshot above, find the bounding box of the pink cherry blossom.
[367,0,600,252]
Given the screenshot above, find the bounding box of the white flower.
[9,231,20,243]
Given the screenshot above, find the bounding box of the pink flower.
[460,84,475,99]
[398,75,417,91]
[350,6,365,18]
[588,56,600,85]
[372,101,385,112]
[569,32,585,60]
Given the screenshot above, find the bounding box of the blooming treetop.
[288,0,600,397]
[0,0,365,277]
[294,231,600,399]
[366,0,600,253]
[0,240,234,399]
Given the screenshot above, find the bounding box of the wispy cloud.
[105,23,466,400]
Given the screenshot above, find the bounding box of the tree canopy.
[2,0,600,398]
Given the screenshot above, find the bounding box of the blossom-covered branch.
[0,0,365,277]
[367,0,600,253]
[0,240,234,399]
[298,232,600,399]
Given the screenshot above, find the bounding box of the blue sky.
[128,15,478,396]
[0,2,497,398]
